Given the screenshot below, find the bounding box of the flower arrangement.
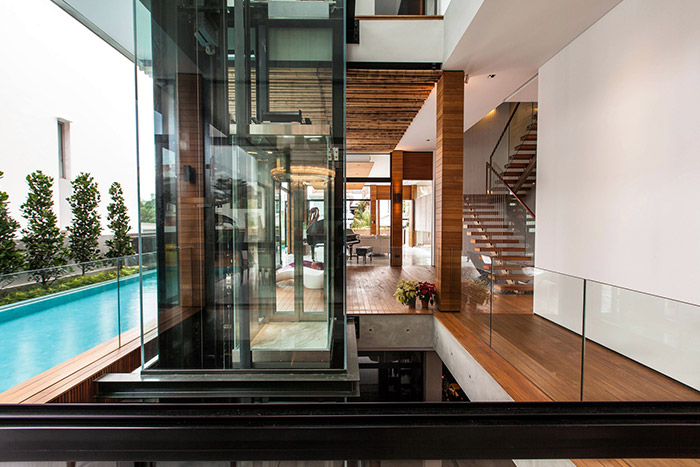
[394,279,419,306]
[417,281,436,307]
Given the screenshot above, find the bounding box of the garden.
[0,170,139,307]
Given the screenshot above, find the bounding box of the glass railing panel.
[491,267,584,401]
[355,0,437,16]
[118,253,157,348]
[0,257,139,394]
[461,252,493,345]
[487,102,537,212]
[583,281,700,401]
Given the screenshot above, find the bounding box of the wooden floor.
[347,265,435,315]
[454,290,700,402]
[344,264,700,402]
[276,280,324,313]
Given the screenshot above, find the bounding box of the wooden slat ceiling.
[347,69,441,153]
[228,68,441,153]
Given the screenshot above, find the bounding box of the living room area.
[345,153,434,268]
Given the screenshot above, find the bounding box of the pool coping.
[0,271,155,323]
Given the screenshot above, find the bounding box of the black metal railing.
[0,402,699,461]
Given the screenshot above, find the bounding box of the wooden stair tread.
[464,224,510,228]
[511,153,536,159]
[464,226,510,231]
[484,264,526,271]
[499,255,533,261]
[471,239,521,244]
[490,274,532,281]
[474,247,526,253]
[463,218,508,222]
[520,134,537,141]
[514,144,536,151]
[463,211,499,216]
[466,231,515,237]
[494,283,534,292]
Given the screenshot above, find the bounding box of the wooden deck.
[347,264,700,403]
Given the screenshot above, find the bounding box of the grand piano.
[306,220,324,262]
[345,228,360,259]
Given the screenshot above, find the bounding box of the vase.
[407,298,416,308]
[420,298,429,309]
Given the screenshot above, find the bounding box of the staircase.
[500,121,537,196]
[463,106,537,294]
[463,194,535,293]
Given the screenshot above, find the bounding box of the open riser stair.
[464,110,537,294]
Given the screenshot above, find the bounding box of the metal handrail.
[485,102,521,190]
[488,102,520,166]
[486,162,535,219]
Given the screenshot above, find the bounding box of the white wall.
[537,0,700,306]
[0,0,153,232]
[347,19,443,63]
[535,0,700,390]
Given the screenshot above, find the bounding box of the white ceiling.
[505,75,539,103]
[395,87,437,152]
[397,0,622,150]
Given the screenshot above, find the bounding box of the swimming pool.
[0,271,157,394]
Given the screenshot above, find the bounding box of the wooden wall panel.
[435,71,464,311]
[375,185,391,199]
[403,151,433,180]
[370,185,378,235]
[391,150,403,266]
[176,74,206,309]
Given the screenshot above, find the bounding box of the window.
[57,120,69,179]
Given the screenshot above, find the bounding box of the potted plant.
[394,279,418,307]
[417,281,436,308]
[465,278,490,306]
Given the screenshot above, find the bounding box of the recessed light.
[426,139,431,142]
[487,74,496,79]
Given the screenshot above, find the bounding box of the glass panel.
[476,265,585,402]
[583,281,700,401]
[480,160,583,400]
[0,258,129,393]
[136,0,346,371]
[487,102,537,213]
[374,0,430,15]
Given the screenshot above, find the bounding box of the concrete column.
[424,350,443,401]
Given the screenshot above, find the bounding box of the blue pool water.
[0,271,157,394]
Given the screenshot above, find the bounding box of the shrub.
[20,171,67,286]
[67,173,102,274]
[0,265,140,307]
[105,182,135,258]
[0,171,23,288]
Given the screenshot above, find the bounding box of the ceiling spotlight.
[487,74,496,79]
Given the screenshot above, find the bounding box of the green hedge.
[0,266,140,307]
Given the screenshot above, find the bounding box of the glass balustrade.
[458,252,700,401]
[0,254,156,396]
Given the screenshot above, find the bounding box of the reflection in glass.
[134,0,346,372]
